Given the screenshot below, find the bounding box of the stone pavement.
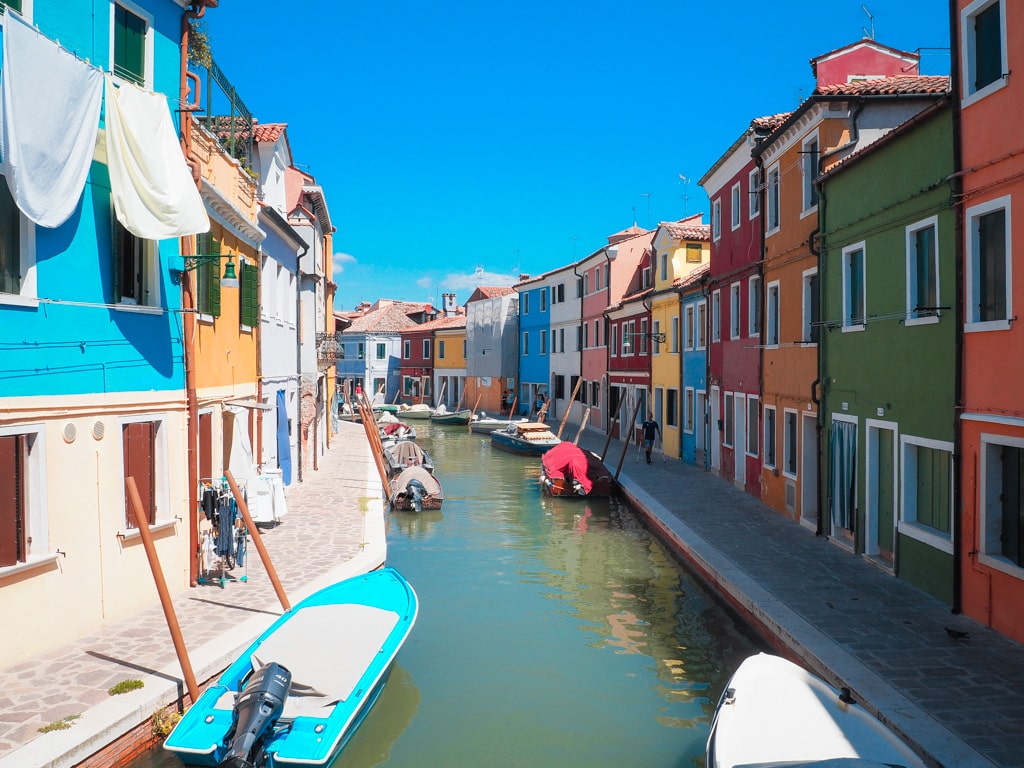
[576,431,1024,768]
[0,420,385,768]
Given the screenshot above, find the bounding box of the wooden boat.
[429,408,472,425]
[490,422,561,455]
[379,420,416,441]
[706,653,926,768]
[398,403,434,420]
[540,442,614,498]
[390,465,444,511]
[384,440,434,477]
[469,415,529,435]
[163,568,418,768]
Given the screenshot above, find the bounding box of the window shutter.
[123,422,155,529]
[241,261,258,327]
[0,435,24,567]
[115,5,146,85]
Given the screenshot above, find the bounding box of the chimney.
[442,292,458,317]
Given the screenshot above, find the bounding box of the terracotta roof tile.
[814,75,950,97]
[659,216,711,242]
[475,286,514,298]
[751,112,793,131]
[344,301,432,333]
[253,122,287,143]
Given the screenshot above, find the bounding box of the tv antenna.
[678,174,690,216]
[862,5,874,40]
[640,192,652,228]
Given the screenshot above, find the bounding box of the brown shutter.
[199,412,212,482]
[0,435,25,567]
[123,422,155,528]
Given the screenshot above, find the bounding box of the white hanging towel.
[104,74,209,239]
[0,11,103,228]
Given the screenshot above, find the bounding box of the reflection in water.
[330,664,420,768]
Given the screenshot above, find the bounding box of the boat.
[379,420,416,441]
[706,653,927,768]
[429,408,472,425]
[383,440,434,477]
[163,568,418,768]
[540,441,614,498]
[372,403,400,414]
[469,414,529,435]
[398,403,434,420]
[490,421,561,455]
[390,465,444,511]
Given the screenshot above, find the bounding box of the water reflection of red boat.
[540,442,614,498]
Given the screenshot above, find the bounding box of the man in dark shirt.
[640,414,661,464]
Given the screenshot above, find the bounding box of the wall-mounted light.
[170,250,237,285]
[622,331,666,351]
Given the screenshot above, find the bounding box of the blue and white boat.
[164,568,418,767]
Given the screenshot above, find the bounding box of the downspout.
[604,245,615,433]
[179,1,214,586]
[754,150,768,506]
[296,250,308,483]
[701,276,710,470]
[809,189,825,538]
[255,247,264,469]
[572,261,584,425]
[949,0,964,615]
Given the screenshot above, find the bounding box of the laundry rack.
[198,478,249,588]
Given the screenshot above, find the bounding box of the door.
[710,386,721,471]
[873,427,896,565]
[734,395,746,486]
[801,412,820,530]
[829,418,857,544]
[695,391,707,467]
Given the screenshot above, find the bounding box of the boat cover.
[388,441,427,467]
[392,465,441,496]
[542,442,593,494]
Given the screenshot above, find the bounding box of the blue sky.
[204,1,951,311]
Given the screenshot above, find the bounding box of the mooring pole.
[556,376,584,440]
[615,398,643,479]
[126,477,199,704]
[224,470,291,612]
[573,407,591,445]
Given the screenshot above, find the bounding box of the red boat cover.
[542,441,592,494]
[381,422,409,435]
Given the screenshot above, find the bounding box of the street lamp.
[170,249,237,285]
[622,331,666,351]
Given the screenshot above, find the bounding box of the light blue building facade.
[680,269,709,466]
[514,277,551,417]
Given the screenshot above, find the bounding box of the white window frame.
[723,392,734,448]
[746,395,760,457]
[711,290,721,342]
[684,387,694,434]
[653,320,662,355]
[110,0,155,89]
[766,280,780,347]
[119,413,171,531]
[730,182,742,230]
[766,162,781,236]
[0,177,37,308]
[712,198,722,242]
[747,275,762,337]
[521,331,529,356]
[802,267,819,344]
[763,405,777,470]
[979,431,1024,578]
[522,292,529,314]
[748,167,760,219]
[842,241,867,332]
[801,130,820,217]
[403,339,411,359]
[905,215,941,326]
[783,408,799,480]
[674,313,683,353]
[540,287,547,312]
[696,300,707,350]
[540,329,547,355]
[422,339,431,359]
[961,0,1008,107]
[729,281,741,340]
[899,434,954,554]
[965,195,1012,332]
[660,252,668,282]
[611,324,618,358]
[0,423,51,579]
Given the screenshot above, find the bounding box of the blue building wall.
[0,1,187,398]
[681,287,707,465]
[517,284,550,415]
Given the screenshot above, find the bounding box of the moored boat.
[163,568,418,768]
[429,408,472,425]
[379,420,416,441]
[398,403,434,420]
[390,465,444,511]
[384,440,435,477]
[540,442,614,498]
[490,422,561,455]
[706,653,927,768]
[469,414,529,435]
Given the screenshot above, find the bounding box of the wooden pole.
[125,477,199,704]
[357,399,391,496]
[508,396,518,420]
[469,392,483,432]
[556,376,584,439]
[436,380,447,409]
[455,385,466,412]
[615,397,643,479]
[573,407,591,445]
[224,470,291,612]
[602,396,626,460]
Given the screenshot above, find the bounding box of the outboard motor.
[219,662,292,768]
[406,478,428,511]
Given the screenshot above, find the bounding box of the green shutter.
[0,2,24,14]
[209,256,221,317]
[241,262,258,327]
[114,5,146,85]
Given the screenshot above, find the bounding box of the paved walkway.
[0,421,385,768]
[575,432,1023,768]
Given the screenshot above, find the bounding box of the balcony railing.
[316,331,344,370]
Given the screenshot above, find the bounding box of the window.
[556,283,565,303]
[966,196,1011,329]
[0,427,46,569]
[422,339,431,359]
[639,318,648,355]
[900,438,953,548]
[907,217,939,323]
[358,343,365,360]
[653,320,662,354]
[463,339,466,358]
[683,388,693,432]
[660,252,668,281]
[712,290,721,342]
[980,436,1024,569]
[438,340,446,359]
[749,168,761,218]
[116,219,160,309]
[802,268,819,343]
[403,340,411,359]
[591,381,600,408]
[801,133,819,213]
[784,410,798,477]
[193,233,221,316]
[748,275,762,337]
[723,393,734,447]
[766,163,780,234]
[582,323,588,349]
[843,243,866,329]
[595,265,602,291]
[522,331,529,355]
[240,261,258,329]
[730,282,741,340]
[376,343,386,360]
[554,375,565,399]
[594,319,601,347]
[0,170,34,304]
[113,2,150,87]
[559,327,565,353]
[712,198,722,241]
[611,325,619,357]
[746,396,759,456]
[961,0,1007,103]
[686,243,702,263]
[584,273,590,295]
[540,288,547,312]
[731,182,741,230]
[766,281,780,346]
[696,301,707,349]
[522,293,529,314]
[763,406,777,469]
[576,279,582,298]
[643,263,652,288]
[540,330,547,355]
[668,389,679,428]
[676,313,684,352]
[0,1,23,13]
[122,419,162,529]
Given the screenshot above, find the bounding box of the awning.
[225,398,273,411]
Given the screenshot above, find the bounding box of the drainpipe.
[255,247,264,469]
[754,150,768,505]
[700,275,710,470]
[296,249,308,483]
[572,261,584,426]
[949,0,964,616]
[809,195,826,538]
[604,245,617,433]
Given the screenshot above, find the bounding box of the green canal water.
[138,422,762,768]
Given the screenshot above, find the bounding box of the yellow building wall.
[651,293,681,457]
[434,330,467,369]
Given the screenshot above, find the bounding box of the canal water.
[137,421,763,768]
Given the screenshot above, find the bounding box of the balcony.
[316,332,344,370]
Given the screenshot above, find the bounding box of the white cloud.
[332,252,356,273]
[416,276,434,289]
[440,266,517,291]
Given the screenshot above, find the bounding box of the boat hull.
[469,418,528,435]
[389,466,444,511]
[429,409,472,425]
[163,569,418,767]
[490,430,560,455]
[540,443,614,497]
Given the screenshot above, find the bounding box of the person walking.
[640,413,661,464]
